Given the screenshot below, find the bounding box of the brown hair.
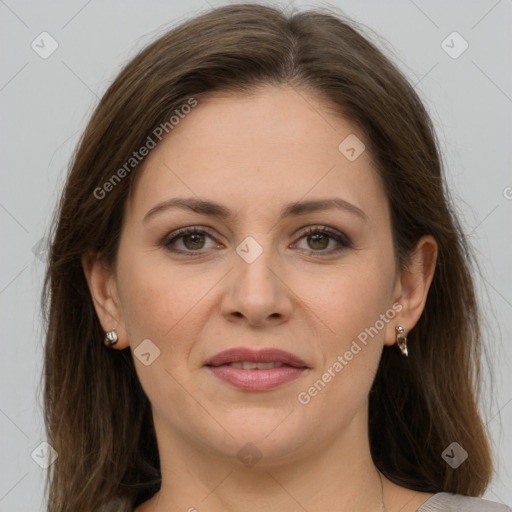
[42,3,493,510]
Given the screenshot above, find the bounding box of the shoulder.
[418,492,511,512]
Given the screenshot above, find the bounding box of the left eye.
[292,227,351,253]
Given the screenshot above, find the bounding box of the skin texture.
[83,86,438,512]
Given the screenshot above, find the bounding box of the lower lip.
[206,365,307,391]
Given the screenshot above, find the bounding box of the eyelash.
[162,225,352,257]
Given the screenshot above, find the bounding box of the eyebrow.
[143,197,368,224]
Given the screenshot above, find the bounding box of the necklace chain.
[150,471,387,511]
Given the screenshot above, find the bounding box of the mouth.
[217,361,288,369]
[204,347,309,391]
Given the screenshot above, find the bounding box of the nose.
[220,240,294,327]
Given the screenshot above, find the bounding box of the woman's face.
[107,85,407,463]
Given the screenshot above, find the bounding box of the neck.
[143,409,386,512]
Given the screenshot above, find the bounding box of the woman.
[42,4,511,511]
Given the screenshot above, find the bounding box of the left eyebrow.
[143,197,368,224]
[281,198,368,223]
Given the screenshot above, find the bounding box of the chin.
[200,412,310,466]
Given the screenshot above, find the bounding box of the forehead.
[126,85,387,225]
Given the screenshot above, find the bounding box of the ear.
[384,234,438,347]
[81,252,129,349]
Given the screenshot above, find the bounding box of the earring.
[395,325,408,357]
[104,328,118,347]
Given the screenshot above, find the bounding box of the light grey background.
[1,0,511,510]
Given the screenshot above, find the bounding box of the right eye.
[162,226,222,255]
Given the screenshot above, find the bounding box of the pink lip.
[204,347,309,392]
[204,347,308,367]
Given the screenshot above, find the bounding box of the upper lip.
[204,347,308,368]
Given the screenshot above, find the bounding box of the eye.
[292,226,352,254]
[162,225,352,256]
[163,226,220,254]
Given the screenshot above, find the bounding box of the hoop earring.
[104,328,118,347]
[395,325,408,357]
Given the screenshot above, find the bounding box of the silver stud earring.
[104,328,118,347]
[395,325,408,357]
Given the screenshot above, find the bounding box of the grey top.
[417,493,511,511]
[101,493,512,511]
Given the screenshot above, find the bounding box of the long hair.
[42,4,493,510]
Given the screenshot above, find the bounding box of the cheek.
[293,253,396,403]
[115,244,200,344]
[115,247,207,410]
[297,260,394,343]
[295,284,387,424]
